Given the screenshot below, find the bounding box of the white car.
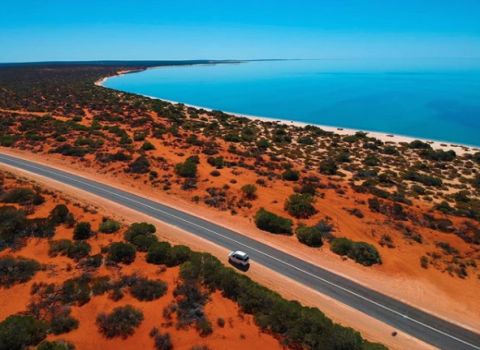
[228,250,250,266]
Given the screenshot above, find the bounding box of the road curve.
[0,153,479,350]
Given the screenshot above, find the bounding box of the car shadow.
[228,260,250,272]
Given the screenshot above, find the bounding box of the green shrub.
[24,217,55,239]
[0,315,47,350]
[363,155,379,166]
[0,206,28,247]
[254,208,292,235]
[330,237,353,256]
[0,256,40,287]
[48,239,72,257]
[298,135,314,145]
[48,205,73,226]
[348,242,382,266]
[0,188,44,205]
[128,156,150,174]
[196,318,213,336]
[50,312,79,335]
[131,234,159,252]
[330,238,381,266]
[420,149,456,162]
[403,170,442,187]
[125,222,157,251]
[319,159,338,175]
[73,222,92,240]
[107,242,136,265]
[296,225,324,247]
[420,256,429,269]
[51,144,89,157]
[241,184,257,200]
[61,275,91,306]
[150,328,172,350]
[282,169,299,181]
[96,305,144,339]
[207,156,224,169]
[473,175,480,190]
[130,278,168,301]
[146,242,191,266]
[165,245,191,267]
[285,193,316,219]
[256,138,270,149]
[175,158,198,178]
[0,135,16,147]
[49,239,91,261]
[124,222,156,240]
[408,140,431,149]
[82,254,103,269]
[99,219,121,233]
[66,241,91,261]
[146,242,172,264]
[141,141,156,151]
[37,340,75,350]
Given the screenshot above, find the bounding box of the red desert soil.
[1,147,478,335]
[0,173,283,350]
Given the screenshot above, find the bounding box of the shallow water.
[104,59,480,146]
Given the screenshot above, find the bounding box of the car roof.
[234,250,249,258]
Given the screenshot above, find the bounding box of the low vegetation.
[96,305,144,339]
[254,208,292,235]
[0,256,41,287]
[330,238,382,266]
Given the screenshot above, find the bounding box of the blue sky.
[1,0,479,62]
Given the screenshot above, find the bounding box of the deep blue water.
[104,60,480,146]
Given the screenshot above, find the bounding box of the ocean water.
[104,59,480,146]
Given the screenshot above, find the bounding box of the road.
[0,152,479,350]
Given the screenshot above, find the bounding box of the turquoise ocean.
[103,59,480,146]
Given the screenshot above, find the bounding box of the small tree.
[73,222,92,240]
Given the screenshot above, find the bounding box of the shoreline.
[96,69,479,154]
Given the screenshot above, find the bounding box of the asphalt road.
[1,153,479,350]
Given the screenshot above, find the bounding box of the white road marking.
[1,154,479,350]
